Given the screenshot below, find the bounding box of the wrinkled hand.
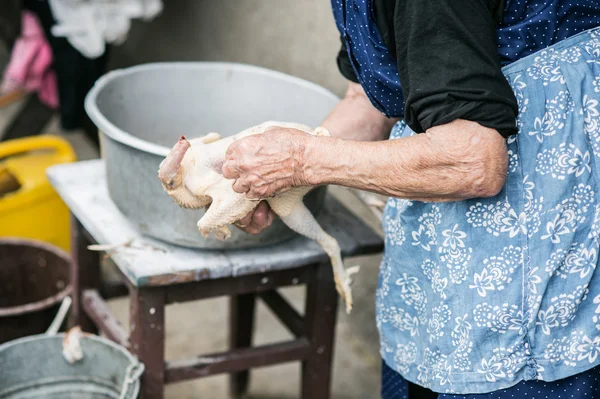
[222,128,311,199]
[234,201,276,235]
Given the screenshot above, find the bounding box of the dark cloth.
[0,0,22,50]
[337,0,519,137]
[381,359,600,398]
[380,359,437,399]
[23,0,109,147]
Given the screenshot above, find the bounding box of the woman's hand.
[222,128,312,199]
[225,81,398,235]
[234,201,276,235]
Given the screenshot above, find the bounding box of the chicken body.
[158,121,357,313]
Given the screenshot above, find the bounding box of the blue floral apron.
[375,27,600,395]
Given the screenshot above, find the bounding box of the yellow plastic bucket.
[0,136,76,251]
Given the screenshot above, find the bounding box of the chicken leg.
[268,195,358,313]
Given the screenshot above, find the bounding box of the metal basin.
[84,62,339,249]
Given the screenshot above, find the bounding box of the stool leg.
[130,287,165,399]
[301,263,338,399]
[69,216,100,333]
[229,293,256,398]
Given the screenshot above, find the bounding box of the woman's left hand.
[222,128,312,199]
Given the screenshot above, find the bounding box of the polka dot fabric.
[330,0,404,118]
[498,1,600,66]
[381,360,600,399]
[381,361,409,399]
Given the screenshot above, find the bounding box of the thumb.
[222,161,239,179]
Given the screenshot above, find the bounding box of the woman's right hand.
[233,81,392,235]
[234,200,276,235]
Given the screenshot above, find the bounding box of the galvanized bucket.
[0,298,144,398]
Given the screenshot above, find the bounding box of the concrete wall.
[109,0,349,97]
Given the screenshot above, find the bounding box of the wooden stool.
[48,160,383,399]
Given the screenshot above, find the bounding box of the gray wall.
[109,0,348,97]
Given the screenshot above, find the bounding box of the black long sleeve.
[336,0,519,138]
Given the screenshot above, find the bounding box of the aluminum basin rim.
[84,61,340,157]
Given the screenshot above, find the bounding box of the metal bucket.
[0,238,72,344]
[0,333,143,398]
[84,62,339,249]
[0,297,143,399]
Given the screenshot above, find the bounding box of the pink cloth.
[1,11,59,109]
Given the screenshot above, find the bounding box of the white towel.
[48,0,163,59]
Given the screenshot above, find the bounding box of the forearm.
[321,82,398,141]
[303,119,508,202]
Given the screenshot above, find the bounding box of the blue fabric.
[498,1,600,66]
[377,27,600,394]
[331,0,403,117]
[381,360,410,399]
[330,0,600,117]
[381,359,600,398]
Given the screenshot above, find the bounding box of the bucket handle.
[46,296,72,336]
[0,135,75,163]
[118,361,146,399]
[46,296,145,397]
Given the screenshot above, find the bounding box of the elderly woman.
[223,1,600,398]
